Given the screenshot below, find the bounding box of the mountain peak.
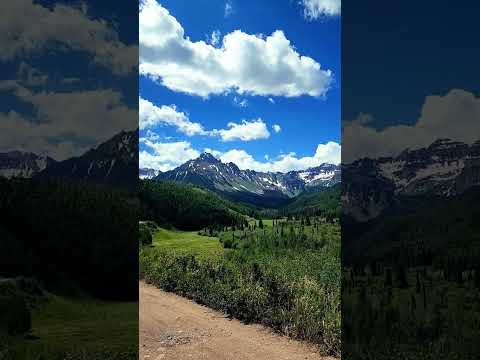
[197,152,220,163]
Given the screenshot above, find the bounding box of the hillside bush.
[140,237,340,356]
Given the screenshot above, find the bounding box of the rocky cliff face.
[343,139,480,221]
[0,151,55,178]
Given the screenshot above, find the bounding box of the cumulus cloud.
[0,0,137,74]
[203,148,224,158]
[272,124,282,133]
[139,0,332,98]
[342,89,480,163]
[140,97,274,142]
[208,30,221,46]
[139,96,207,136]
[140,140,200,172]
[301,0,341,19]
[0,81,136,160]
[213,119,270,142]
[219,141,341,172]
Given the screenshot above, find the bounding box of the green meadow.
[140,217,340,357]
[2,294,137,360]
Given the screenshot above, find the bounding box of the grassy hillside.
[139,180,256,230]
[2,294,137,359]
[279,184,340,218]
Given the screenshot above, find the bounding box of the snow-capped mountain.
[139,168,161,179]
[155,152,340,206]
[38,130,138,189]
[297,163,341,188]
[0,151,56,178]
[343,138,480,221]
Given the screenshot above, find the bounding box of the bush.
[139,223,153,246]
[140,245,340,356]
[0,295,31,335]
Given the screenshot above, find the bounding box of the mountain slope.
[0,151,55,178]
[38,130,138,189]
[156,153,340,207]
[139,180,252,230]
[343,138,480,221]
[280,183,340,217]
[140,168,161,179]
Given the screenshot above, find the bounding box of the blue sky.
[139,0,341,172]
[342,0,480,162]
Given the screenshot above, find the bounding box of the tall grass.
[140,220,340,356]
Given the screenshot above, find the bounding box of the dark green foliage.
[139,223,153,246]
[0,278,34,336]
[139,180,253,230]
[0,295,31,336]
[279,184,340,218]
[0,178,138,300]
[342,188,480,359]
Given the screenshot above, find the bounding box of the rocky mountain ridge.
[156,152,341,206]
[343,138,480,221]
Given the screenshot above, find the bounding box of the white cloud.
[139,96,207,136]
[224,1,233,18]
[140,129,160,142]
[139,97,273,142]
[272,124,282,133]
[208,30,221,46]
[0,81,136,160]
[342,89,480,163]
[140,140,200,171]
[219,141,341,172]
[0,0,137,74]
[17,62,48,86]
[139,0,333,98]
[213,119,270,142]
[301,0,341,19]
[204,148,223,158]
[233,96,248,107]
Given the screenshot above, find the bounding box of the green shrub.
[0,295,31,335]
[139,223,153,246]
[140,243,340,356]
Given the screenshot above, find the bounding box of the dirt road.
[140,281,333,360]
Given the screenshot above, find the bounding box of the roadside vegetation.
[139,180,341,356]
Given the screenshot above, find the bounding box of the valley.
[139,177,341,357]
